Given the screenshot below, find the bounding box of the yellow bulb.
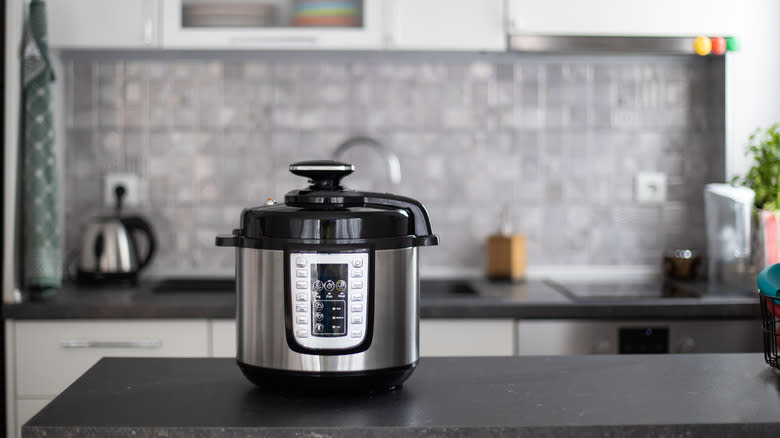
[694,36,712,56]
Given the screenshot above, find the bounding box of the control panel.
[289,252,369,350]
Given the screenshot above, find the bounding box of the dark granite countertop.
[3,278,760,320]
[23,354,780,437]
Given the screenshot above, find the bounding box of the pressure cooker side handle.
[216,234,239,247]
[363,193,439,246]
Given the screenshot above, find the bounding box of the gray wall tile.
[62,55,724,273]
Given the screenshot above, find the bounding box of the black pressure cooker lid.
[215,160,439,250]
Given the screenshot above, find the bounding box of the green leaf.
[736,124,780,209]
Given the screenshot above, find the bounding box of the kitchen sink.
[152,278,235,294]
[420,280,479,298]
[152,278,480,297]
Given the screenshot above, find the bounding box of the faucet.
[332,136,402,185]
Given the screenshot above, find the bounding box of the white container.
[704,184,755,286]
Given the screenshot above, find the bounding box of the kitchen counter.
[22,354,780,437]
[3,278,759,320]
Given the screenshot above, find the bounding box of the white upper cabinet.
[161,0,383,49]
[508,0,737,37]
[386,0,506,51]
[47,0,160,48]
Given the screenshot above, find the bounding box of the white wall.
[725,0,780,180]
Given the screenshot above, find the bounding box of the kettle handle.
[121,216,158,272]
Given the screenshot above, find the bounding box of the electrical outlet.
[104,173,140,207]
[634,172,667,203]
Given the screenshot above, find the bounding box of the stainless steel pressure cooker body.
[216,161,438,392]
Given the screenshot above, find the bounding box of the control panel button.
[290,252,369,348]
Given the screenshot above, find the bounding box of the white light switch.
[634,172,667,204]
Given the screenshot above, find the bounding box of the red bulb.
[711,37,727,55]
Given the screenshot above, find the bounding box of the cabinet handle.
[382,0,397,47]
[143,0,154,45]
[229,35,318,45]
[144,19,154,45]
[61,340,162,349]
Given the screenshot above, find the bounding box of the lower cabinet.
[420,319,515,357]
[6,320,210,438]
[209,318,518,359]
[15,399,51,437]
[6,317,515,438]
[515,319,763,355]
[211,319,237,358]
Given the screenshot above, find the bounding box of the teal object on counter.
[22,0,62,289]
[758,264,780,298]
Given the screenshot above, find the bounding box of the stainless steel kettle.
[77,186,157,281]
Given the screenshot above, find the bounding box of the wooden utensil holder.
[486,234,526,281]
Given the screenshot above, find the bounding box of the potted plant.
[731,123,780,267]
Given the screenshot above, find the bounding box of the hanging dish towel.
[22,0,61,289]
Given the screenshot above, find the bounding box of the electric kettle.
[76,186,157,282]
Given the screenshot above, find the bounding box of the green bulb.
[726,37,740,52]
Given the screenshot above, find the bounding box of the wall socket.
[634,172,667,203]
[104,173,140,207]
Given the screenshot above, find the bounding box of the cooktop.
[152,278,235,294]
[545,279,754,301]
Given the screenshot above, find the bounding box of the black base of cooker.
[237,360,417,393]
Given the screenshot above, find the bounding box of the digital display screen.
[310,264,348,336]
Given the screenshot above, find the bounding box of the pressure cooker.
[216,160,438,392]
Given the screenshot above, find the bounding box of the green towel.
[22,0,61,289]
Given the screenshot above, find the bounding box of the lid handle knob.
[289,160,355,190]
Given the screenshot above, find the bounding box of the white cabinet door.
[211,319,237,358]
[14,320,209,397]
[46,0,160,48]
[420,319,515,356]
[212,319,515,357]
[162,0,383,49]
[508,0,737,36]
[16,399,51,438]
[388,0,506,51]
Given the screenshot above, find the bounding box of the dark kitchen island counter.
[3,278,760,320]
[22,354,780,437]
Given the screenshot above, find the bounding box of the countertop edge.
[22,423,780,438]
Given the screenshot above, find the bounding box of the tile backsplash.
[62,53,725,276]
